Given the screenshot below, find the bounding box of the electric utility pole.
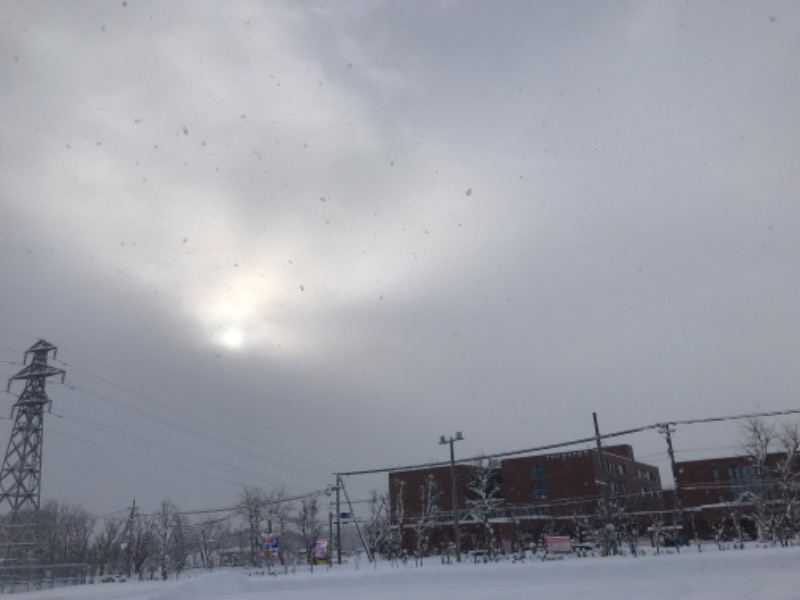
[593,412,615,556]
[658,423,683,552]
[439,431,464,562]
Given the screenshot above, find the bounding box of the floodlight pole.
[440,431,464,562]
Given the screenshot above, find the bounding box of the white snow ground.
[9,546,800,600]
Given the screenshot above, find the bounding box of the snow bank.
[149,572,256,600]
[8,546,800,600]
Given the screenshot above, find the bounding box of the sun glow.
[220,327,244,350]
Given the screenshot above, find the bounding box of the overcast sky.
[1,0,798,516]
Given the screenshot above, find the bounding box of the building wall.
[386,445,663,554]
[501,445,661,517]
[675,452,786,508]
[388,465,474,520]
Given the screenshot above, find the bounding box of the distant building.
[388,464,474,521]
[675,453,785,508]
[387,444,663,555]
[673,452,789,539]
[501,444,661,518]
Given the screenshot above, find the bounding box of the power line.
[53,358,335,478]
[667,408,800,427]
[338,408,800,477]
[339,424,658,476]
[53,407,312,492]
[45,425,256,491]
[137,489,327,518]
[59,380,327,484]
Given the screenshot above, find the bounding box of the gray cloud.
[1,0,798,514]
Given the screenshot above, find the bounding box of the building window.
[605,461,626,475]
[530,463,546,480]
[712,468,720,482]
[609,482,628,494]
[533,484,549,500]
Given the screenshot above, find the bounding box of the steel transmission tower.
[0,339,65,560]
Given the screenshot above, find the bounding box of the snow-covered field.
[9,547,800,600]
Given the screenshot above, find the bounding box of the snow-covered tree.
[772,421,800,544]
[410,475,439,564]
[466,458,503,558]
[389,479,406,561]
[237,486,266,567]
[740,418,779,542]
[294,495,321,569]
[649,511,664,555]
[194,517,226,569]
[93,514,125,576]
[712,516,728,550]
[131,511,156,579]
[363,489,391,559]
[150,499,189,580]
[264,488,294,565]
[34,501,94,565]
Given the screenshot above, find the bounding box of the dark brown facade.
[501,445,661,516]
[672,452,789,540]
[386,445,663,554]
[388,464,475,519]
[674,452,785,508]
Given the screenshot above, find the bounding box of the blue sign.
[263,535,279,550]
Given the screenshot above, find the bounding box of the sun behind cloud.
[219,327,244,350]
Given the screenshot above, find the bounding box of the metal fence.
[0,563,88,594]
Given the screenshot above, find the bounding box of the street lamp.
[439,431,464,562]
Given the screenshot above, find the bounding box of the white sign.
[545,536,572,554]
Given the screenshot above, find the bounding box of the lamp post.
[439,431,464,562]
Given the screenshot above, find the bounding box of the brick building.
[673,452,789,539]
[675,452,786,508]
[388,464,476,520]
[388,463,494,556]
[387,444,662,555]
[501,445,661,517]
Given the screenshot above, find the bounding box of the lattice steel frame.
[0,340,65,558]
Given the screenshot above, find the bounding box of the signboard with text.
[315,538,329,560]
[545,536,572,555]
[263,535,280,558]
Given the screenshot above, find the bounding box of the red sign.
[545,536,572,554]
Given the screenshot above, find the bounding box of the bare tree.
[410,475,440,565]
[152,500,188,580]
[294,496,321,570]
[649,512,664,555]
[740,418,777,542]
[237,486,266,567]
[466,458,503,558]
[390,479,406,563]
[34,501,95,565]
[194,517,225,569]
[93,515,125,576]
[264,488,294,565]
[131,511,156,579]
[772,421,800,544]
[712,517,728,550]
[363,489,391,559]
[170,510,191,577]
